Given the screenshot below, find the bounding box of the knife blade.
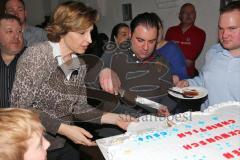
[118,89,166,110]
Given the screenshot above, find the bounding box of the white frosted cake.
[97,102,240,160]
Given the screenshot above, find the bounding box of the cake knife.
[118,89,166,110]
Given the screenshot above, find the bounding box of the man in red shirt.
[165,3,206,77]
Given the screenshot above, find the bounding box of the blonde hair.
[0,108,44,160]
[46,1,99,42]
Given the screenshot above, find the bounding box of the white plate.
[168,86,208,100]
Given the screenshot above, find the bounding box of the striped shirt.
[0,48,25,107]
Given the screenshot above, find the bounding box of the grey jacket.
[11,41,104,150]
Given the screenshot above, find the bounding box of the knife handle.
[118,89,137,106]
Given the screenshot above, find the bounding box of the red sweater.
[165,25,206,77]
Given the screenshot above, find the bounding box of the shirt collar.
[49,41,61,59]
[49,41,81,80]
[216,43,238,58]
[49,41,79,64]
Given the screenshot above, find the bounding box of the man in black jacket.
[0,14,25,107]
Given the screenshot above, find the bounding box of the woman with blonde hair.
[11,1,134,159]
[0,108,50,160]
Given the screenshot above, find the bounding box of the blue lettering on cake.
[146,135,153,140]
[198,121,205,125]
[153,133,160,138]
[172,128,179,132]
[160,132,167,136]
[185,125,192,129]
[137,131,169,142]
[212,116,219,121]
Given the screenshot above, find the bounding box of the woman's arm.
[10,45,61,135]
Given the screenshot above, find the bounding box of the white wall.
[24,0,67,25]
[24,0,45,25]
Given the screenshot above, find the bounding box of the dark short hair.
[150,12,163,28]
[4,0,25,10]
[180,3,195,14]
[110,23,129,42]
[0,14,21,25]
[220,1,240,14]
[130,12,159,34]
[46,1,98,42]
